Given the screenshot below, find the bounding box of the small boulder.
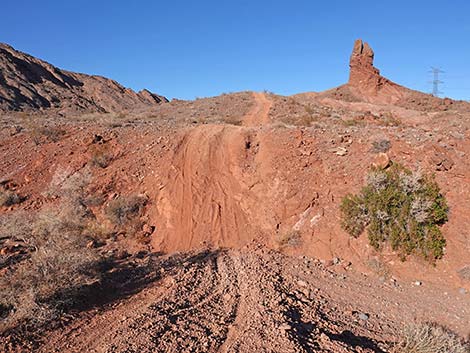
[372,153,390,169]
[357,312,369,321]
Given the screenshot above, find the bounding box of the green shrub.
[340,163,448,262]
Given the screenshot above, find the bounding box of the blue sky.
[2,0,470,100]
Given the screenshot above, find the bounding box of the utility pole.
[429,67,444,97]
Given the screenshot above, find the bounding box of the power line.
[429,67,444,96]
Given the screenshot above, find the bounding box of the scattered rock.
[372,153,390,169]
[115,249,130,260]
[357,312,369,321]
[429,145,454,171]
[86,240,97,249]
[335,147,348,156]
[142,224,156,236]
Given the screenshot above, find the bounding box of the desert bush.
[379,112,401,127]
[371,139,391,153]
[342,118,364,127]
[222,116,243,126]
[0,189,23,207]
[304,104,315,116]
[0,169,110,331]
[105,195,148,227]
[368,258,390,278]
[89,144,114,168]
[340,163,448,262]
[0,207,102,331]
[20,113,65,144]
[393,322,470,353]
[275,230,301,247]
[36,126,66,143]
[28,122,66,145]
[281,113,319,127]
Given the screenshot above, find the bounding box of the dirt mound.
[0,43,167,115]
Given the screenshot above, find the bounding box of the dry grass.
[367,258,390,278]
[221,116,243,126]
[379,112,401,127]
[105,194,148,228]
[275,230,301,247]
[21,113,66,144]
[0,169,107,331]
[371,139,391,153]
[393,322,469,353]
[0,209,102,332]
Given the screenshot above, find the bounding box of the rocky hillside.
[0,43,167,115]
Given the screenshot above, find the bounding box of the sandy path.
[243,92,272,126]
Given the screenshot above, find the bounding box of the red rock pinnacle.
[348,39,382,87]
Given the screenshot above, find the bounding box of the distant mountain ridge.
[0,43,167,114]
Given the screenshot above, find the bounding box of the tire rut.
[36,250,388,353]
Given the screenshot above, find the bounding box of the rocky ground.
[2,246,469,353]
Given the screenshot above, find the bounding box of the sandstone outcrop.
[347,39,403,103]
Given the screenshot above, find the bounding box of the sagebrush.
[340,163,448,261]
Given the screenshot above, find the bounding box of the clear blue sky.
[2,0,470,100]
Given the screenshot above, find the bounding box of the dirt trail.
[243,92,272,126]
[150,125,259,251]
[148,93,277,253]
[31,248,469,353]
[36,249,382,353]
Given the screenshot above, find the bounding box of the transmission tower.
[429,67,444,96]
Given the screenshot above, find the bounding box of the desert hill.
[0,43,167,115]
[0,39,469,352]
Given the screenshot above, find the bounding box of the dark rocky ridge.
[0,43,167,114]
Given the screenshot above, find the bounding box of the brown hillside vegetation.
[0,40,469,352]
